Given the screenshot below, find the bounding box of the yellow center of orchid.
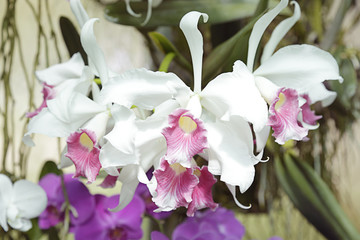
[80,133,94,152]
[193,168,201,177]
[170,163,186,175]
[179,116,197,133]
[275,93,286,111]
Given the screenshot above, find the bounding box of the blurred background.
[1,0,360,239]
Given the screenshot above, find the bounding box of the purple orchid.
[38,173,95,229]
[151,207,245,240]
[73,194,145,240]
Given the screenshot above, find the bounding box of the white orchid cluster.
[24,0,342,217]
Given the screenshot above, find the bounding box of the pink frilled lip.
[162,109,208,167]
[26,83,56,118]
[300,94,322,126]
[153,159,217,216]
[268,88,308,144]
[187,166,218,216]
[152,158,199,211]
[65,129,101,183]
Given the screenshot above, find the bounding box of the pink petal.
[300,94,322,126]
[268,88,308,144]
[153,158,199,211]
[98,174,118,189]
[162,109,207,167]
[26,83,56,118]
[187,166,218,217]
[65,129,101,183]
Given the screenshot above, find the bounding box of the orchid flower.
[234,0,342,145]
[26,53,90,119]
[0,174,47,232]
[100,11,266,212]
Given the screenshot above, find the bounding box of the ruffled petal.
[99,174,118,189]
[300,94,322,126]
[65,129,101,183]
[247,0,289,71]
[254,44,343,92]
[26,83,56,118]
[179,11,208,93]
[152,159,198,212]
[206,116,257,193]
[187,166,218,216]
[261,1,301,63]
[268,88,308,144]
[100,68,190,109]
[201,61,268,132]
[162,109,207,168]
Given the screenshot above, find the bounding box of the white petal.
[105,105,136,154]
[307,82,337,107]
[0,174,12,232]
[100,142,138,168]
[8,217,32,232]
[247,0,289,71]
[13,180,47,219]
[254,44,343,92]
[261,1,301,63]
[201,61,268,132]
[47,91,106,127]
[81,19,109,84]
[100,68,189,109]
[179,11,208,93]
[226,184,251,209]
[110,165,140,211]
[58,146,73,169]
[24,108,73,144]
[255,125,270,153]
[70,0,89,28]
[35,53,84,86]
[206,117,257,193]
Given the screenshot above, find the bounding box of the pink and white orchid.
[100,11,264,211]
[233,0,342,145]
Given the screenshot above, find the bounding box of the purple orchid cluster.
[151,207,282,240]
[39,173,160,240]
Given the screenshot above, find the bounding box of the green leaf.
[148,31,192,71]
[105,0,264,27]
[329,57,357,110]
[275,154,360,239]
[38,160,62,181]
[59,16,88,64]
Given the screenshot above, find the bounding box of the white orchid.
[100,11,265,211]
[233,0,342,145]
[0,174,47,232]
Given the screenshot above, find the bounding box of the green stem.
[158,52,176,72]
